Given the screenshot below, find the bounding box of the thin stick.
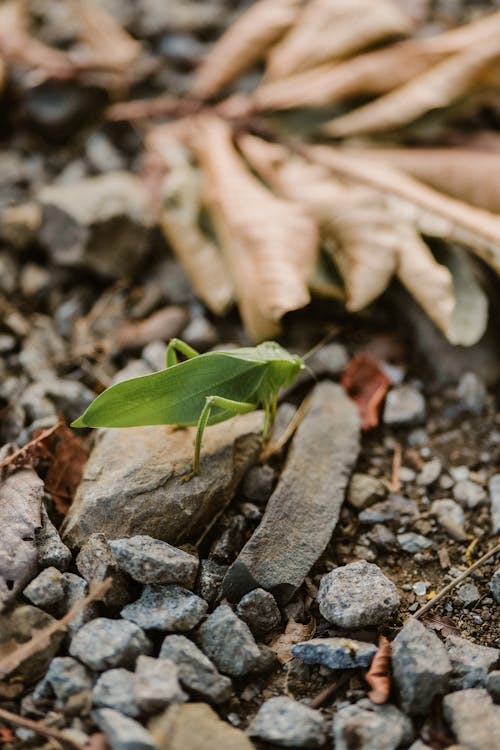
[0,707,85,750]
[0,419,63,469]
[309,673,350,709]
[412,541,500,620]
[390,443,402,493]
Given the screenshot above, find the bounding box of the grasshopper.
[72,338,304,475]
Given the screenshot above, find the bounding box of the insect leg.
[165,338,200,368]
[193,395,257,474]
[262,393,278,439]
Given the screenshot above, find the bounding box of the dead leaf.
[191,0,301,99]
[270,617,315,664]
[0,468,44,612]
[421,612,460,638]
[44,424,89,515]
[365,636,391,704]
[0,728,15,743]
[341,354,390,430]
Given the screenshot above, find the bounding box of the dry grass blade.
[190,115,318,340]
[191,0,301,100]
[265,0,412,81]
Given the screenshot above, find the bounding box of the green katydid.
[72,338,305,475]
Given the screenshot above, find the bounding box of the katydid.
[72,338,304,475]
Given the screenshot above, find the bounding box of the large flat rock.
[222,382,360,604]
[62,413,263,549]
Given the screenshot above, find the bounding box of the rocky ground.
[1,1,500,750]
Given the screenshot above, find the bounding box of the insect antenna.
[302,326,340,362]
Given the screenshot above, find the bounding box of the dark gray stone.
[33,656,93,708]
[236,588,281,635]
[196,559,227,606]
[159,634,232,704]
[443,688,500,750]
[457,372,487,416]
[223,383,360,604]
[446,635,499,689]
[490,568,500,603]
[23,567,66,609]
[392,619,452,715]
[93,708,155,750]
[108,535,199,587]
[197,604,261,677]
[486,670,500,703]
[318,561,400,628]
[359,496,419,525]
[249,696,326,748]
[121,584,207,631]
[134,655,187,713]
[292,637,377,670]
[383,386,425,426]
[397,532,433,554]
[332,699,413,750]
[348,473,386,510]
[242,464,276,503]
[93,669,140,718]
[69,618,152,671]
[36,505,71,571]
[76,533,130,609]
[62,572,98,634]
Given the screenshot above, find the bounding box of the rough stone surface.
[76,533,130,609]
[249,696,326,748]
[93,708,156,750]
[453,479,487,508]
[36,504,72,570]
[443,688,500,750]
[236,588,281,635]
[317,561,400,628]
[92,669,140,718]
[61,414,263,548]
[33,656,93,708]
[69,618,152,671]
[446,635,499,689]
[159,635,232,704]
[486,670,500,703]
[391,619,452,715]
[150,703,254,750]
[292,637,377,670]
[22,566,66,609]
[242,464,276,503]
[431,499,467,541]
[490,568,500,603]
[121,585,208,631]
[348,473,386,510]
[108,536,199,588]
[134,655,187,713]
[61,572,98,634]
[197,604,261,677]
[223,383,360,604]
[196,559,227,607]
[489,475,500,533]
[383,386,425,426]
[359,496,418,525]
[397,532,433,553]
[456,582,481,605]
[332,699,414,750]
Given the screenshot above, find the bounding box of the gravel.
[486,670,500,703]
[236,588,281,636]
[134,655,187,713]
[249,696,327,748]
[292,637,377,670]
[22,566,66,609]
[108,535,199,587]
[431,498,467,541]
[121,584,208,631]
[383,385,425,426]
[197,604,261,677]
[92,669,140,718]
[93,708,156,750]
[417,458,442,486]
[348,473,386,510]
[446,635,499,689]
[33,657,93,707]
[332,699,414,750]
[76,533,130,609]
[453,479,487,508]
[35,505,72,571]
[490,568,500,603]
[489,474,500,533]
[397,532,433,553]
[159,635,232,704]
[195,559,227,607]
[242,464,276,503]
[69,617,152,671]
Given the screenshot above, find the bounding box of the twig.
[0,419,63,469]
[412,541,500,620]
[390,443,402,493]
[309,673,350,709]
[0,707,86,750]
[105,96,201,122]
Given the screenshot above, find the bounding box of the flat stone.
[453,480,487,508]
[76,533,130,609]
[383,386,425,426]
[197,604,261,677]
[36,504,71,570]
[121,584,207,631]
[69,618,152,671]
[23,567,66,609]
[391,619,452,715]
[431,499,467,541]
[159,635,232,704]
[446,635,499,689]
[134,655,187,713]
[417,459,442,486]
[488,475,500,533]
[61,413,263,548]
[236,589,281,636]
[93,708,155,750]
[292,637,377,670]
[318,561,400,628]
[443,688,500,750]
[249,696,326,748]
[348,474,386,510]
[359,496,419,525]
[490,569,500,603]
[108,536,199,588]
[149,703,254,750]
[486,670,500,703]
[223,383,360,604]
[93,669,140,718]
[333,699,413,750]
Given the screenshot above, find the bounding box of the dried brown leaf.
[190,115,318,340]
[265,0,413,80]
[270,617,315,664]
[365,636,391,704]
[341,354,391,430]
[191,0,301,100]
[44,424,89,515]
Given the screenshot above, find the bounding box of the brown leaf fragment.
[44,424,89,515]
[365,636,391,704]
[191,0,301,100]
[265,0,413,80]
[190,115,318,340]
[270,617,315,664]
[420,613,460,638]
[341,354,390,430]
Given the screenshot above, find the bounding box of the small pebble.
[417,459,442,486]
[241,464,276,503]
[292,637,377,670]
[23,567,66,609]
[236,589,281,636]
[488,475,500,533]
[456,582,481,605]
[69,618,152,671]
[92,669,140,718]
[399,467,416,483]
[109,535,199,587]
[159,634,232,704]
[93,708,155,750]
[431,498,467,541]
[197,604,261,677]
[446,635,499,690]
[249,696,327,749]
[397,532,433,554]
[383,385,425,426]
[412,581,429,597]
[333,699,413,750]
[134,655,187,713]
[490,568,500,603]
[348,473,386,510]
[121,584,208,632]
[486,670,500,703]
[453,480,487,508]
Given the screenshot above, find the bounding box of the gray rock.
[366,524,398,550]
[121,584,208,631]
[134,655,187,713]
[397,532,433,553]
[431,499,467,541]
[23,567,66,609]
[20,377,95,425]
[62,572,98,634]
[108,535,199,588]
[149,702,254,750]
[453,479,487,508]
[223,383,360,604]
[486,670,500,703]
[159,635,232,704]
[196,559,227,606]
[93,669,140,718]
[332,699,413,750]
[456,582,481,605]
[391,619,452,715]
[76,533,130,609]
[490,568,500,603]
[242,464,276,503]
[488,475,500,533]
[318,561,400,628]
[359,495,419,525]
[69,618,152,671]
[457,372,487,416]
[36,505,72,571]
[307,342,349,377]
[93,708,155,750]
[443,688,500,750]
[383,386,426,426]
[446,635,499,689]
[249,696,326,748]
[197,604,261,677]
[292,637,377,670]
[61,413,263,548]
[417,459,442,486]
[33,657,93,708]
[348,473,386,510]
[236,589,281,636]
